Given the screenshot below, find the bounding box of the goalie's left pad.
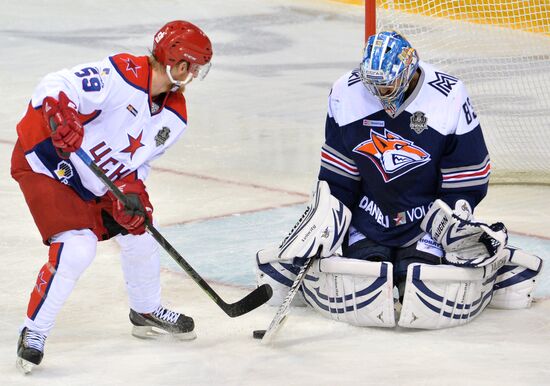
[257,180,351,265]
[301,256,395,328]
[398,261,499,329]
[421,199,508,268]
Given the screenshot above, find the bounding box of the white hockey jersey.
[16,53,187,200]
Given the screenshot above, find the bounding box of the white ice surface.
[1,1,549,385]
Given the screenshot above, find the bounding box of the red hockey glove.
[109,179,154,235]
[43,91,84,159]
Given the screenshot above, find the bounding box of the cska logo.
[353,129,431,182]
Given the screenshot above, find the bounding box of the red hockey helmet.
[153,20,213,66]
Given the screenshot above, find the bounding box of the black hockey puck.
[253,329,266,339]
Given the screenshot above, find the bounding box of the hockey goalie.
[255,31,543,330]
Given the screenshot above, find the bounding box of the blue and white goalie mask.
[359,31,419,115]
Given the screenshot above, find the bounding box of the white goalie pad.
[258,180,351,265]
[255,256,306,307]
[489,247,543,310]
[398,263,497,329]
[301,256,395,328]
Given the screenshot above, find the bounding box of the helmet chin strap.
[166,65,194,92]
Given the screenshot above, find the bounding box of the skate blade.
[16,357,35,375]
[131,325,197,341]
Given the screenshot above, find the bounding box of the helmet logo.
[154,31,167,43]
[183,53,197,61]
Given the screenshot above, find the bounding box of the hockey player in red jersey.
[11,20,213,373]
[256,31,542,331]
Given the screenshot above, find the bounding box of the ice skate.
[129,305,196,340]
[16,327,46,374]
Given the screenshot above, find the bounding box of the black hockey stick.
[74,148,272,317]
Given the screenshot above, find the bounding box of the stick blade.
[223,284,273,318]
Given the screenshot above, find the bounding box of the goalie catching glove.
[421,199,508,268]
[257,180,351,266]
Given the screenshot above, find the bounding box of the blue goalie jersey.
[319,61,491,248]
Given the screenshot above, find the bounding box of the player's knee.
[116,231,159,261]
[49,229,98,280]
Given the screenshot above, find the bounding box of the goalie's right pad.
[301,256,395,328]
[257,180,351,265]
[421,199,508,268]
[489,247,543,309]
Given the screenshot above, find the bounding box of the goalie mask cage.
[365,0,550,185]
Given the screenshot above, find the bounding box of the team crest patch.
[155,126,171,147]
[54,161,74,184]
[353,129,431,183]
[410,111,427,134]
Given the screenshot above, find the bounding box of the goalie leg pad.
[398,263,496,329]
[255,251,306,307]
[301,256,395,327]
[489,247,543,310]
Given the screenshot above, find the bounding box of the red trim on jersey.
[164,92,188,123]
[110,53,150,91]
[17,103,50,152]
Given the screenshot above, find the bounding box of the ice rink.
[1,1,549,385]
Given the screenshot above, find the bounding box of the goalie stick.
[261,247,321,344]
[74,148,273,317]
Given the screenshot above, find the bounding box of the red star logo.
[121,131,145,159]
[125,58,141,77]
[35,271,48,293]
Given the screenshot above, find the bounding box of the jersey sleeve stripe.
[442,162,491,181]
[440,155,490,173]
[322,144,355,165]
[441,176,490,189]
[321,162,361,181]
[321,150,359,175]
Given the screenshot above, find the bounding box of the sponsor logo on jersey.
[358,195,389,228]
[126,104,138,117]
[363,119,385,127]
[427,71,458,97]
[54,161,74,184]
[392,202,432,226]
[410,111,427,134]
[155,126,171,146]
[353,129,431,182]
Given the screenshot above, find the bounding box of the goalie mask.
[153,20,213,90]
[359,31,419,115]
